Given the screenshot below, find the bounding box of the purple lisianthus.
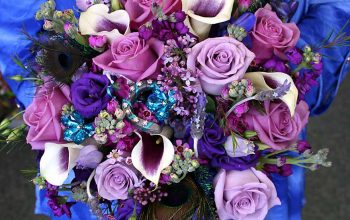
[211,152,260,171]
[71,73,111,118]
[189,118,226,159]
[116,199,142,220]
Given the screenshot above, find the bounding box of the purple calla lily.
[131,130,174,185]
[40,143,83,186]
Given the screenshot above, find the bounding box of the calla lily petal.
[182,0,235,40]
[79,4,130,43]
[244,72,298,116]
[40,142,83,186]
[131,132,174,185]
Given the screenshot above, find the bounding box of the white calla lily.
[182,0,235,40]
[131,131,174,185]
[79,4,130,43]
[40,142,83,186]
[244,72,298,116]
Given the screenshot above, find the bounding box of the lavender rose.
[121,0,181,30]
[71,73,111,119]
[244,100,309,150]
[95,159,140,200]
[93,32,164,82]
[214,168,280,220]
[187,37,255,95]
[251,4,300,63]
[23,81,71,150]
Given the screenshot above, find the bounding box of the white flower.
[79,4,130,43]
[182,0,235,40]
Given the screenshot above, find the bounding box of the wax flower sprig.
[260,147,332,171]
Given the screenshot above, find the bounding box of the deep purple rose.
[71,73,111,118]
[189,118,226,159]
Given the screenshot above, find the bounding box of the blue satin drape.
[0,0,349,219]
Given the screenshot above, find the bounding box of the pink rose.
[187,37,255,95]
[244,100,309,150]
[121,0,182,30]
[23,82,71,150]
[93,32,164,82]
[214,168,280,220]
[251,4,300,63]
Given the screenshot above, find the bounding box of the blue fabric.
[0,0,349,219]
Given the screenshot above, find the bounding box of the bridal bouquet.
[3,0,341,219]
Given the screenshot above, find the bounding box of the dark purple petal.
[140,132,165,175]
[191,0,225,17]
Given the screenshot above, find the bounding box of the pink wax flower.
[233,102,249,117]
[88,35,107,50]
[93,32,164,82]
[251,4,300,63]
[23,81,71,150]
[214,168,280,220]
[238,0,251,9]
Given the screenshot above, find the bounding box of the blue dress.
[0,0,349,219]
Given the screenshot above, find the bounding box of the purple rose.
[93,32,164,82]
[214,168,280,220]
[71,73,111,119]
[244,101,309,150]
[95,159,140,200]
[23,81,71,150]
[189,118,226,159]
[251,4,300,63]
[187,37,255,95]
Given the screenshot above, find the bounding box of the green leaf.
[256,142,271,150]
[243,130,257,138]
[205,96,216,114]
